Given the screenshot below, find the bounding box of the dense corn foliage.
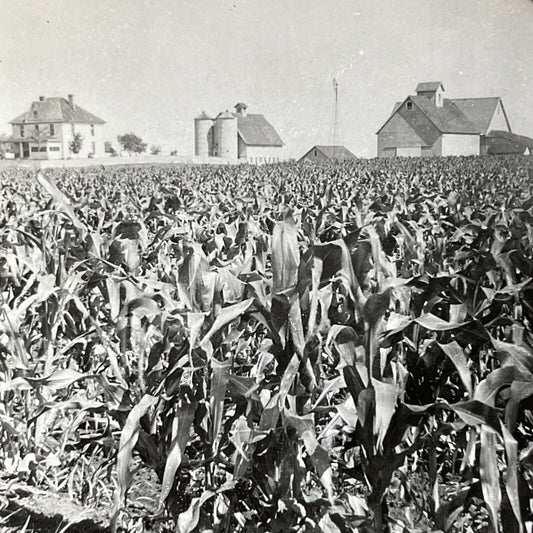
[2,156,533,532]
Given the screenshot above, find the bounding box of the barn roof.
[411,96,479,134]
[486,130,533,154]
[378,95,505,136]
[377,83,512,140]
[452,98,506,134]
[300,145,357,161]
[416,82,444,93]
[10,97,105,124]
[488,130,533,146]
[391,102,403,114]
[235,114,283,146]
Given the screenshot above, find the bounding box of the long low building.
[377,82,513,157]
[9,95,105,160]
[195,103,283,164]
[485,130,533,155]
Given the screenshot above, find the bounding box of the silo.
[214,111,237,160]
[194,112,214,157]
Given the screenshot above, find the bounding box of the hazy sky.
[1,0,532,158]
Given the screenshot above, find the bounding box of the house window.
[314,149,317,156]
[50,124,55,136]
[39,146,47,152]
[20,125,25,137]
[33,110,37,118]
[35,124,39,133]
[406,101,413,110]
[71,123,75,134]
[31,146,38,152]
[91,125,95,136]
[92,141,96,154]
[49,146,60,152]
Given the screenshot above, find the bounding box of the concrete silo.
[194,112,214,157]
[214,111,237,159]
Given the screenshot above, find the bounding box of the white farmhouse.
[10,94,105,160]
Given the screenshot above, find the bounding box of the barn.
[194,103,283,164]
[376,82,512,157]
[299,145,357,163]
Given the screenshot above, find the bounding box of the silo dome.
[214,111,238,160]
[194,112,214,157]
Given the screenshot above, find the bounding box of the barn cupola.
[416,82,444,108]
[234,102,248,117]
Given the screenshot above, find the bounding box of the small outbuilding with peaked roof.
[376,82,512,157]
[299,145,357,163]
[9,94,105,160]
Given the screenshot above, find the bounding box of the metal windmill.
[329,78,344,160]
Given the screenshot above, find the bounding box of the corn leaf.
[159,401,197,509]
[176,490,215,533]
[272,215,299,294]
[438,341,473,397]
[111,394,157,533]
[480,425,501,531]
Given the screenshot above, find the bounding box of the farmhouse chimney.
[39,96,45,101]
[68,94,74,107]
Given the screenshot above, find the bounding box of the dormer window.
[406,101,413,111]
[33,110,37,118]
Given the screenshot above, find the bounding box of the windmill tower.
[328,78,344,160]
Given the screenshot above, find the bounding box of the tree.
[117,133,147,155]
[0,133,13,158]
[150,144,161,155]
[69,133,83,154]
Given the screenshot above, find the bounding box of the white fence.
[0,154,235,171]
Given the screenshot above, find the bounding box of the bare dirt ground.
[0,468,174,533]
[0,479,109,532]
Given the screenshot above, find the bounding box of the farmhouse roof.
[416,82,444,92]
[234,114,283,146]
[10,97,105,125]
[300,145,357,161]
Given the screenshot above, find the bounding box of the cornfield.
[1,156,533,532]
